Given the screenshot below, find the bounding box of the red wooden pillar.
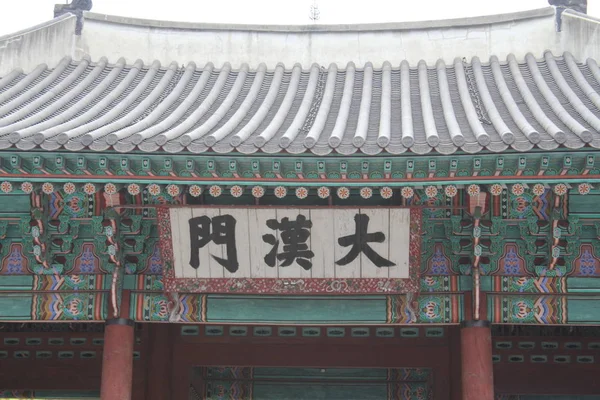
[460,320,494,400]
[146,324,172,400]
[100,318,135,400]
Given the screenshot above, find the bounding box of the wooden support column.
[460,320,494,400]
[145,324,172,400]
[100,318,135,400]
[101,289,134,400]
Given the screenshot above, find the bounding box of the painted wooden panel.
[170,207,193,278]
[248,208,279,279]
[160,207,421,295]
[308,209,336,279]
[170,207,411,280]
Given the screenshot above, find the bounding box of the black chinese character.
[189,214,238,273]
[336,213,395,267]
[263,215,314,270]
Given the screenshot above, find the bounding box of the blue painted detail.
[502,247,521,275]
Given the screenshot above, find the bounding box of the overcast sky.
[0,0,567,35]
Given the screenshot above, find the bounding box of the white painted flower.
[62,182,76,195]
[295,187,308,199]
[467,184,481,197]
[230,185,243,198]
[401,187,414,199]
[553,183,568,196]
[41,182,54,194]
[425,185,438,198]
[489,184,503,197]
[360,187,372,199]
[578,183,591,195]
[251,186,265,198]
[511,183,525,196]
[20,182,33,194]
[208,185,222,197]
[166,184,180,197]
[147,184,161,196]
[336,187,350,199]
[532,183,546,196]
[128,183,141,196]
[104,183,117,195]
[317,186,330,199]
[274,186,287,199]
[444,185,458,198]
[380,186,393,199]
[1,181,13,194]
[83,183,96,195]
[188,185,202,197]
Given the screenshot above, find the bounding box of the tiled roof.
[0,51,599,155]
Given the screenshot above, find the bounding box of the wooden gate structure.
[1,2,600,399]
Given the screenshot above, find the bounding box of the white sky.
[0,0,567,36]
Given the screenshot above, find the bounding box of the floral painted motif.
[424,186,438,198]
[317,186,330,199]
[0,181,13,194]
[20,182,33,194]
[401,187,414,199]
[274,186,287,199]
[6,245,26,274]
[444,185,458,198]
[188,185,202,197]
[360,187,372,199]
[579,249,596,276]
[502,247,521,275]
[251,186,265,198]
[553,183,568,196]
[295,187,308,199]
[41,182,54,194]
[63,182,76,195]
[230,185,243,198]
[489,183,503,196]
[128,183,141,196]
[467,184,480,197]
[147,184,161,196]
[430,247,449,275]
[380,186,393,199]
[166,184,180,197]
[532,183,546,196]
[511,183,525,196]
[578,183,592,195]
[209,185,222,197]
[83,183,96,195]
[77,246,97,274]
[104,183,117,195]
[336,187,350,199]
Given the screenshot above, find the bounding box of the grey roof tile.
[0,52,599,155]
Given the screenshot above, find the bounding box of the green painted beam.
[568,297,600,324]
[567,278,600,293]
[0,276,33,290]
[0,294,32,320]
[207,295,388,324]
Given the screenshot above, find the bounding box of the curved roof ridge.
[83,7,554,33]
